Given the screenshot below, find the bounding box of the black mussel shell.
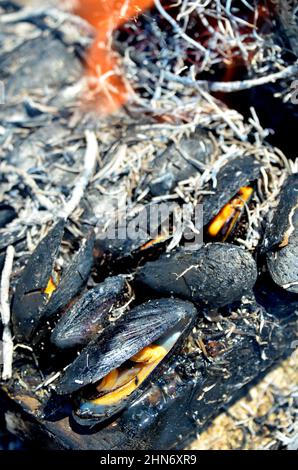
[51,275,128,349]
[56,298,197,395]
[57,298,197,425]
[202,155,261,226]
[12,221,94,342]
[148,129,214,196]
[0,204,17,228]
[135,243,257,309]
[12,220,65,342]
[42,230,95,319]
[264,174,298,293]
[95,202,170,261]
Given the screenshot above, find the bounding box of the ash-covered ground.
[0,0,297,451]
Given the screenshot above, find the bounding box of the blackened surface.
[95,203,171,261]
[43,230,95,320]
[202,156,261,225]
[51,275,127,349]
[120,301,297,449]
[224,84,298,160]
[264,175,298,293]
[267,233,298,294]
[0,410,24,450]
[264,174,298,250]
[135,243,258,308]
[0,229,26,254]
[57,299,197,395]
[0,204,16,228]
[254,273,298,318]
[1,293,296,450]
[12,219,65,342]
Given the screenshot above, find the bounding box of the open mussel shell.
[264,174,298,293]
[135,243,257,309]
[148,129,214,197]
[12,220,94,342]
[203,155,261,223]
[42,230,95,319]
[202,156,261,239]
[56,298,197,424]
[12,219,65,342]
[51,275,128,349]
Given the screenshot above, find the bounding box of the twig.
[92,144,127,182]
[34,371,61,392]
[163,63,298,92]
[198,88,246,141]
[58,130,98,220]
[0,245,15,380]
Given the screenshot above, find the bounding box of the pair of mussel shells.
[53,292,197,425]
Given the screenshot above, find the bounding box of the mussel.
[264,174,298,293]
[147,129,214,196]
[206,186,253,241]
[51,275,129,349]
[56,298,197,425]
[203,156,261,241]
[95,202,171,263]
[12,220,95,342]
[135,243,258,309]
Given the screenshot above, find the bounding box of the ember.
[73,0,154,112]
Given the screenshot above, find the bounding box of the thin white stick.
[58,130,98,220]
[198,88,246,141]
[34,371,61,392]
[0,245,15,380]
[163,63,298,92]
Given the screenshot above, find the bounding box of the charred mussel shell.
[148,129,214,196]
[264,174,298,293]
[202,156,261,241]
[135,243,257,309]
[95,202,170,262]
[12,220,95,342]
[51,275,128,349]
[202,155,261,226]
[56,298,197,425]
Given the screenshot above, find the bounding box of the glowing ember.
[73,0,154,113]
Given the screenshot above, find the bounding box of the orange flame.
[73,0,154,113]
